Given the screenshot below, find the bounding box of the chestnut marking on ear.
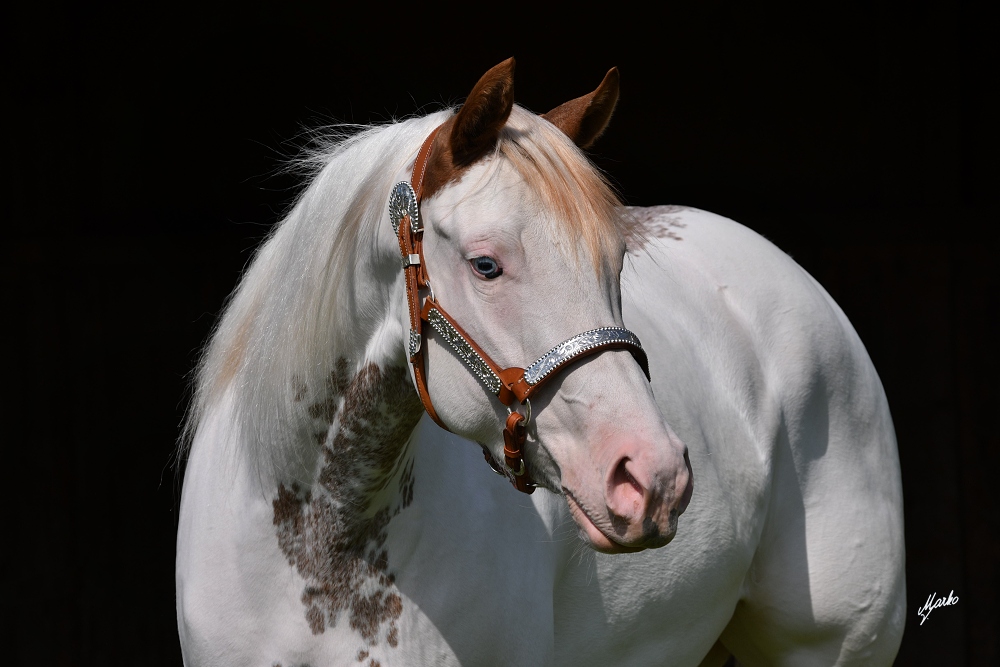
[542,67,620,149]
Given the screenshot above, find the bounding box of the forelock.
[495,106,643,275]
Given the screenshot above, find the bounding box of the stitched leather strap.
[421,298,649,405]
[502,412,534,494]
[400,127,445,429]
[398,221,445,429]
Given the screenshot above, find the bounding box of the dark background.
[6,1,996,664]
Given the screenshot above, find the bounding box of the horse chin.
[564,489,675,554]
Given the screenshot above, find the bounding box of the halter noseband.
[391,125,650,494]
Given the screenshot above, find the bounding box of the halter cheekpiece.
[391,125,650,494]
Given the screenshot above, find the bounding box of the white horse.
[176,59,905,666]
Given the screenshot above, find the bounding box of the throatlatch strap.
[400,126,445,429]
[398,221,445,429]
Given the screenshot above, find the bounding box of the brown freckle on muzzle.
[642,516,662,542]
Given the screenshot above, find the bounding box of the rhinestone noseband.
[391,125,650,494]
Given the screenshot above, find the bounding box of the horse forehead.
[426,160,538,234]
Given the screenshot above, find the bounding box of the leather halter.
[391,125,651,494]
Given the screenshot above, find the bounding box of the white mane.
[183,111,451,474]
[182,106,637,477]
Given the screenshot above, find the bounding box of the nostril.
[608,457,646,521]
[621,462,643,497]
[679,450,694,513]
[614,457,644,498]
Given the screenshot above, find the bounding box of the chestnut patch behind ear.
[422,58,516,200]
[542,67,620,149]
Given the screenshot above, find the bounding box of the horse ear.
[542,67,620,149]
[450,58,516,166]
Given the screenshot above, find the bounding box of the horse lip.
[563,488,646,554]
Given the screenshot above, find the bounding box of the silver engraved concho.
[524,327,644,385]
[389,182,420,235]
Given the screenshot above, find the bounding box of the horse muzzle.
[564,439,693,554]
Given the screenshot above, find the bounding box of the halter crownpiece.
[391,124,651,494]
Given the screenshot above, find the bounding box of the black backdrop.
[7,1,996,665]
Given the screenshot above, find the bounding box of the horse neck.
[193,115,455,520]
[272,234,425,520]
[220,193,425,518]
[286,354,423,509]
[242,160,432,643]
[260,255,425,645]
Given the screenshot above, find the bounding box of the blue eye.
[471,256,503,279]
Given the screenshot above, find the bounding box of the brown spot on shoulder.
[306,358,352,423]
[273,360,423,653]
[626,205,689,250]
[305,604,325,635]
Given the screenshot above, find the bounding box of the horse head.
[391,59,692,553]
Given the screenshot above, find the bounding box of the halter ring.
[484,450,507,476]
[507,398,531,428]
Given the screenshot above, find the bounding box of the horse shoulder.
[625,206,905,664]
[387,419,558,665]
[177,405,506,666]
